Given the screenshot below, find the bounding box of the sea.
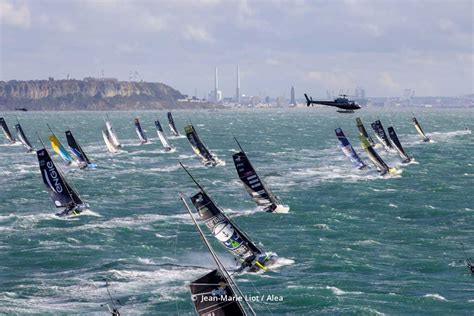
[0,108,472,315]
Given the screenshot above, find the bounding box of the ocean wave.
[325,286,363,296]
[423,293,448,301]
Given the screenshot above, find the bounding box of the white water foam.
[325,285,363,296]
[423,293,448,301]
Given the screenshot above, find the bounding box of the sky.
[0,0,473,98]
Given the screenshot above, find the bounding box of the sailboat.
[180,194,257,316]
[0,117,16,144]
[185,124,223,166]
[359,133,396,175]
[65,130,96,169]
[167,112,180,136]
[181,163,277,273]
[15,120,34,152]
[355,117,375,146]
[387,126,412,163]
[335,128,367,169]
[102,128,120,153]
[412,116,431,142]
[47,125,74,165]
[36,147,89,217]
[104,115,122,148]
[134,118,148,144]
[232,137,289,213]
[154,120,173,151]
[371,120,394,151]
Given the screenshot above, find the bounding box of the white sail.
[105,120,121,148]
[158,130,171,150]
[102,129,119,153]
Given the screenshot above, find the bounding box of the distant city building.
[355,87,366,99]
[402,89,415,107]
[235,66,241,103]
[403,89,415,98]
[214,67,219,102]
[276,96,286,107]
[208,90,222,102]
[289,86,296,106]
[251,96,261,106]
[208,67,222,103]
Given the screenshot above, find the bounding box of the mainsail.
[180,195,255,316]
[412,116,430,142]
[102,129,119,153]
[65,130,93,167]
[105,115,122,148]
[355,117,375,146]
[37,148,83,208]
[371,120,394,150]
[359,133,395,175]
[191,190,260,261]
[335,128,367,169]
[167,112,179,136]
[154,120,172,151]
[0,117,16,144]
[232,138,289,213]
[48,134,73,164]
[185,124,219,166]
[134,118,148,144]
[190,270,246,316]
[387,126,411,163]
[15,123,34,152]
[181,164,274,272]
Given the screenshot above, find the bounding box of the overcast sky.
[0,0,472,98]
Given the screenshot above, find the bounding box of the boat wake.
[79,209,102,217]
[271,257,295,270]
[168,135,186,140]
[325,285,363,296]
[423,293,448,301]
[428,129,471,141]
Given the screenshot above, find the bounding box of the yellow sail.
[48,135,72,162]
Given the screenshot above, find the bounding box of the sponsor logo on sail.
[44,161,63,193]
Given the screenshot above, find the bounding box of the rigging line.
[179,162,205,192]
[103,279,119,312]
[46,123,56,136]
[244,276,274,316]
[36,132,46,149]
[71,130,88,161]
[179,164,262,255]
[174,209,180,260]
[234,136,244,152]
[179,194,256,316]
[460,243,472,264]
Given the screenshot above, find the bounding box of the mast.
[180,194,256,316]
[180,162,264,256]
[179,162,206,192]
[234,136,244,152]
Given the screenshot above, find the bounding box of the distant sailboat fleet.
[1,109,460,314]
[0,112,436,217]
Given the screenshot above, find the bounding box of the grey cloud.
[0,0,472,97]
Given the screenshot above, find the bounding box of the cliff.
[0,78,214,110]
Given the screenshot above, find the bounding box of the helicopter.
[304,93,361,113]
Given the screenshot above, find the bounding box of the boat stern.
[273,204,290,213]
